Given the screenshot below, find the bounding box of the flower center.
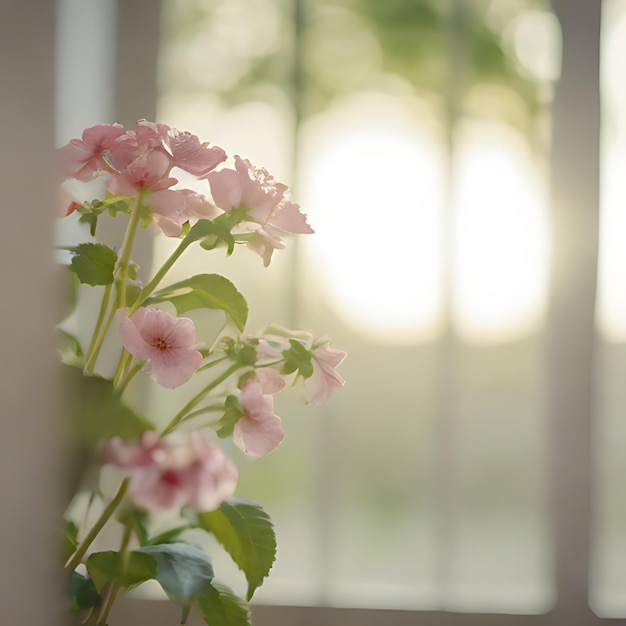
[161,469,181,486]
[154,337,170,351]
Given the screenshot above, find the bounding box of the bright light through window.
[301,95,549,344]
[452,121,549,342]
[597,2,626,342]
[301,94,446,343]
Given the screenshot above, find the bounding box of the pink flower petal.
[268,201,314,235]
[256,368,286,394]
[119,308,203,389]
[170,132,227,176]
[206,168,244,212]
[144,346,203,389]
[246,229,285,267]
[303,343,348,405]
[107,151,176,196]
[119,308,154,360]
[58,123,125,181]
[233,412,284,458]
[234,379,285,457]
[149,189,193,237]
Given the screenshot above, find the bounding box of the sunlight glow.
[508,10,561,83]
[301,96,548,343]
[452,122,549,342]
[597,5,626,342]
[300,94,445,343]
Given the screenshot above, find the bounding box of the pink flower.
[207,156,284,216]
[103,431,238,513]
[149,189,219,237]
[206,156,313,264]
[58,123,126,181]
[170,131,226,176]
[303,341,347,405]
[135,120,171,150]
[119,307,203,388]
[255,368,286,394]
[106,120,172,171]
[233,379,284,458]
[107,151,177,196]
[246,230,286,267]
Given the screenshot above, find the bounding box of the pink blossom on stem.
[246,230,286,267]
[148,189,193,237]
[170,131,227,176]
[58,123,126,181]
[103,431,238,513]
[148,189,219,237]
[107,151,177,196]
[303,341,348,405]
[206,156,313,264]
[105,120,172,171]
[207,156,284,216]
[234,379,284,458]
[119,307,203,389]
[255,368,286,394]
[135,120,171,151]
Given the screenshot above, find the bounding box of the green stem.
[177,405,225,423]
[84,194,143,373]
[84,283,113,375]
[128,236,193,315]
[112,349,132,390]
[115,362,144,395]
[197,355,229,372]
[162,363,241,436]
[97,581,121,626]
[65,479,130,572]
[84,297,119,375]
[96,523,133,625]
[114,194,144,309]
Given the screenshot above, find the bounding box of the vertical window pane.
[592,0,626,616]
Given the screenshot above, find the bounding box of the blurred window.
[56,0,626,623]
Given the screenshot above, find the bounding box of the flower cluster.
[59,121,344,626]
[61,120,313,264]
[103,431,238,514]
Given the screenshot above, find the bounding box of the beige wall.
[0,2,64,624]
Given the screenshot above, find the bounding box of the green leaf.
[67,243,118,286]
[280,339,314,379]
[188,217,234,253]
[57,329,84,369]
[144,274,248,331]
[86,550,157,592]
[145,525,191,546]
[117,509,150,546]
[78,212,99,237]
[225,343,257,368]
[106,199,130,216]
[215,395,243,439]
[185,218,218,244]
[196,219,236,255]
[198,581,251,626]
[197,500,276,600]
[62,365,154,447]
[63,520,79,562]
[138,543,214,602]
[68,571,101,611]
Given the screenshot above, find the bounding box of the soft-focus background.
[48,0,626,624]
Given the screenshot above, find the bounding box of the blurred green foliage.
[160,0,554,131]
